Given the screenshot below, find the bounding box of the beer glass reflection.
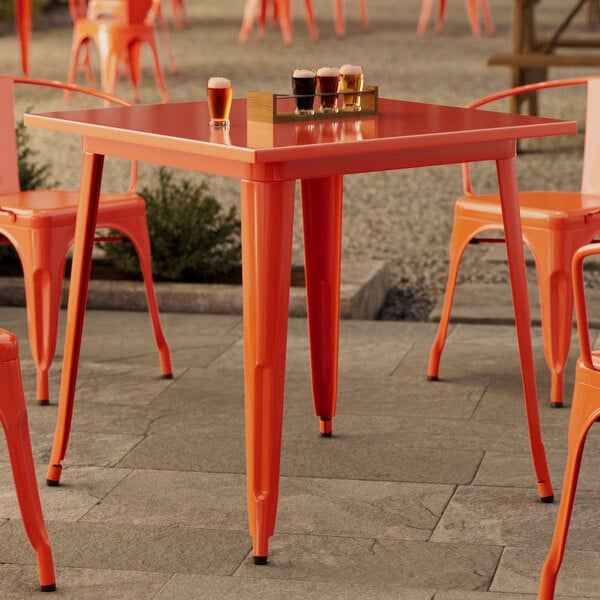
[207,77,232,127]
[292,69,316,116]
[317,67,340,113]
[340,64,364,111]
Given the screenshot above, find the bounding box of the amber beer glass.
[317,67,340,113]
[340,64,364,111]
[292,69,316,116]
[207,77,232,127]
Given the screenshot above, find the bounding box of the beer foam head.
[340,64,363,75]
[208,77,231,89]
[317,67,340,77]
[293,69,315,78]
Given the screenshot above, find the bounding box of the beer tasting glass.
[207,77,233,127]
[317,67,340,113]
[340,64,364,111]
[292,69,317,116]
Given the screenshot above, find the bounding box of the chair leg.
[435,0,446,32]
[0,331,56,592]
[465,0,481,37]
[428,216,484,380]
[358,0,368,31]
[333,0,345,37]
[303,0,318,41]
[145,39,170,103]
[417,0,434,36]
[479,0,494,34]
[16,229,70,405]
[113,214,173,378]
[539,377,600,598]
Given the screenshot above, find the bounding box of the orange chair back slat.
[0,78,20,196]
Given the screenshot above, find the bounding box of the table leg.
[240,179,296,563]
[46,151,104,486]
[14,0,31,74]
[496,156,553,502]
[300,176,343,437]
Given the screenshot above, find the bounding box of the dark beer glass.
[317,67,340,113]
[292,69,316,116]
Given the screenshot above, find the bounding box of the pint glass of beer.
[292,69,316,116]
[340,64,364,111]
[317,67,340,113]
[207,77,232,127]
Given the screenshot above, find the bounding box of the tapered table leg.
[46,151,104,485]
[300,176,343,436]
[496,156,553,502]
[240,179,296,562]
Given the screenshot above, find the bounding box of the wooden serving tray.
[247,85,378,124]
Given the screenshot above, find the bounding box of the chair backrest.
[572,243,600,370]
[461,76,592,197]
[70,0,157,24]
[0,75,138,194]
[0,77,20,196]
[581,78,600,195]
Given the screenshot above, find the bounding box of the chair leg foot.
[46,464,62,486]
[253,555,268,565]
[540,494,554,504]
[162,373,174,379]
[427,375,439,381]
[40,583,57,592]
[37,399,50,406]
[319,418,332,437]
[550,401,564,408]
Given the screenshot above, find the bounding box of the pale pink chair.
[66,0,171,102]
[417,0,494,37]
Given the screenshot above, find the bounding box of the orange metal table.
[24,97,576,563]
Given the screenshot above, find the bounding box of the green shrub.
[102,167,241,282]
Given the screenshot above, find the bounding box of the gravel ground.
[0,0,596,318]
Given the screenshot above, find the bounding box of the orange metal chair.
[0,328,56,592]
[428,77,600,407]
[417,0,494,36]
[66,0,170,102]
[239,0,367,43]
[538,242,600,598]
[169,0,188,28]
[0,75,173,405]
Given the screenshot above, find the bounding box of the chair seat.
[0,189,144,227]
[456,191,600,228]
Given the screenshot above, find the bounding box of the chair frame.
[66,0,170,102]
[1,75,172,407]
[539,242,600,597]
[428,76,600,408]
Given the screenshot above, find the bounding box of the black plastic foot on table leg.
[253,556,268,565]
[540,494,554,504]
[40,583,56,592]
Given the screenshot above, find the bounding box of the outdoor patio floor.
[0,306,597,598]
